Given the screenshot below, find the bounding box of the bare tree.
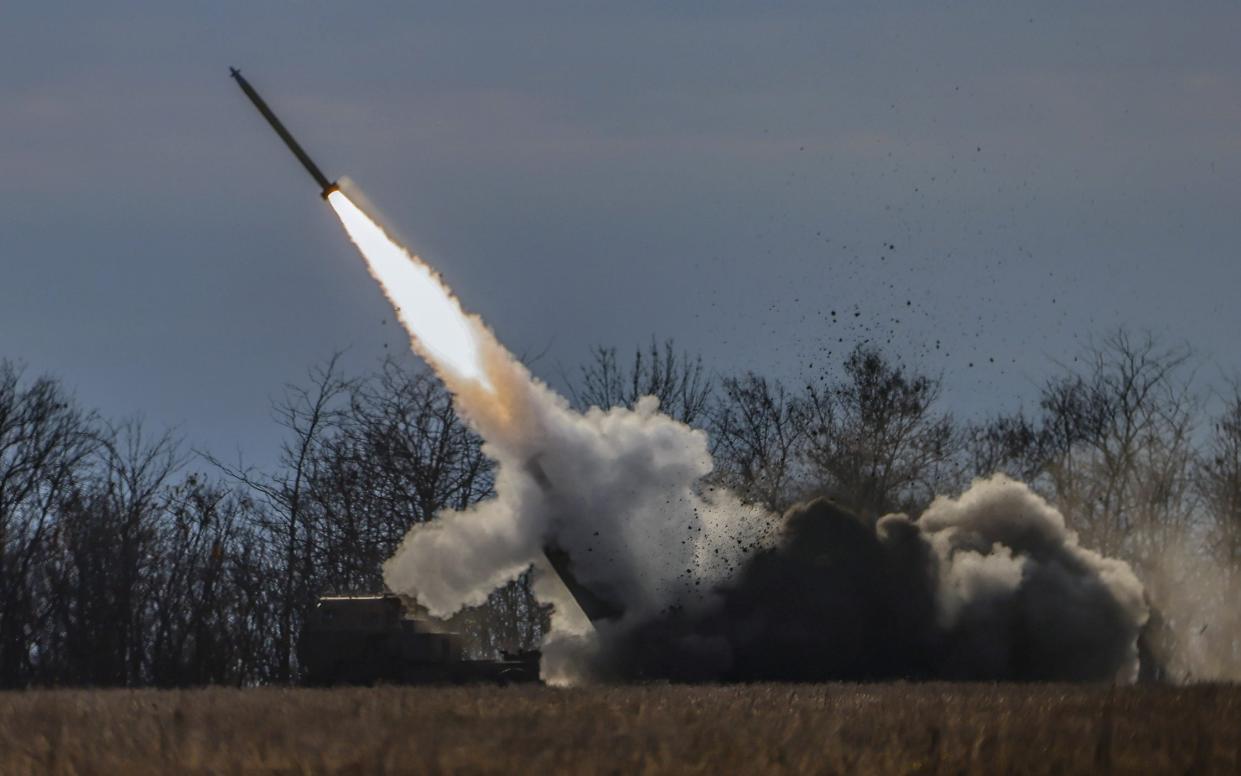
[309,359,492,592]
[48,421,182,685]
[206,355,353,683]
[802,346,960,520]
[145,475,273,686]
[0,361,98,686]
[568,339,713,425]
[708,373,808,513]
[0,359,283,688]
[968,333,1200,561]
[100,421,183,683]
[1032,332,1197,567]
[968,412,1050,485]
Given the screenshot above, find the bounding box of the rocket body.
[230,67,338,198]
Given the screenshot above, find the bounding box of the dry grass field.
[1,683,1237,774]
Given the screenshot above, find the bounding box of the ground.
[1,683,1237,774]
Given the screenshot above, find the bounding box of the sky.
[3,2,1240,468]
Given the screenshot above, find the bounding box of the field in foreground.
[1,683,1238,774]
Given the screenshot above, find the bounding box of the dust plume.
[1140,541,1241,682]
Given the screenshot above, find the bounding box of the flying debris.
[229,67,339,199]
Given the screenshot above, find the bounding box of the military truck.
[298,593,540,686]
[298,465,622,687]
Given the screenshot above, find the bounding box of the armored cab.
[298,594,539,686]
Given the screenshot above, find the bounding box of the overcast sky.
[4,2,1239,466]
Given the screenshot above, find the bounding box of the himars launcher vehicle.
[298,594,540,686]
[296,553,613,685]
[296,538,617,685]
[295,540,616,685]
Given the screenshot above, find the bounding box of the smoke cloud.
[328,185,1148,684]
[581,476,1147,683]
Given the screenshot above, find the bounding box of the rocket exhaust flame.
[326,190,492,390]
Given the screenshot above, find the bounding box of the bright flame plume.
[327,189,491,388]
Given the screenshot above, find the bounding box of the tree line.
[1,330,1237,686]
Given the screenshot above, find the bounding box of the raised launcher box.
[298,593,540,686]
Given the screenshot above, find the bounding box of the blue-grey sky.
[4,2,1239,466]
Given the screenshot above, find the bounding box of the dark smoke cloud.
[587,475,1147,682]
